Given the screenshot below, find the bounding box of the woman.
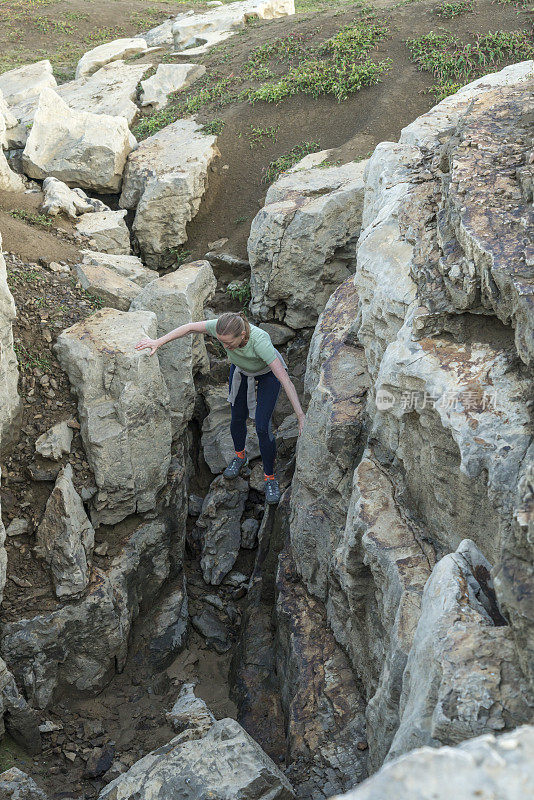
[135,312,305,505]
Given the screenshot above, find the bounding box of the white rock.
[36,464,95,598]
[22,88,132,193]
[80,251,158,286]
[42,177,95,218]
[35,420,73,460]
[0,89,19,150]
[130,261,216,435]
[0,60,56,106]
[6,518,29,538]
[331,726,534,800]
[54,308,172,526]
[141,18,177,48]
[0,149,24,191]
[166,682,215,734]
[249,159,367,328]
[75,38,148,80]
[119,117,219,268]
[0,232,21,457]
[57,60,148,127]
[75,263,140,310]
[76,210,131,255]
[172,0,295,55]
[140,63,206,111]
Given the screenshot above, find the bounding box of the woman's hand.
[297,413,306,436]
[135,337,160,356]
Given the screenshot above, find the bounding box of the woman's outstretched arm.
[269,357,306,436]
[135,320,208,356]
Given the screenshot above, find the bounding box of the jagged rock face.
[2,455,186,708]
[248,159,367,329]
[0,658,41,755]
[22,88,132,193]
[0,232,21,458]
[171,0,295,55]
[0,768,49,799]
[55,308,172,527]
[332,725,534,800]
[36,464,95,599]
[197,475,248,585]
[99,718,295,800]
[119,119,220,268]
[166,682,215,735]
[289,62,534,776]
[75,38,148,79]
[275,547,368,797]
[201,385,260,474]
[130,261,216,436]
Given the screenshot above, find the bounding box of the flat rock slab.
[0,59,56,106]
[75,263,141,310]
[119,117,219,268]
[35,420,73,460]
[54,308,171,526]
[76,210,131,254]
[140,63,206,111]
[172,0,295,55]
[22,88,132,193]
[98,718,295,800]
[81,251,158,287]
[76,37,148,79]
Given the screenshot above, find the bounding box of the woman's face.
[217,331,245,351]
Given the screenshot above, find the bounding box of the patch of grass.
[245,124,279,148]
[9,209,53,229]
[14,342,52,373]
[226,279,251,307]
[248,19,391,103]
[262,141,322,183]
[407,29,534,98]
[168,247,192,267]
[6,265,45,286]
[201,119,225,135]
[434,0,474,16]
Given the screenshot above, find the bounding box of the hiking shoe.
[264,477,281,505]
[223,455,248,479]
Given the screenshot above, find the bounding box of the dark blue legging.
[229,364,281,475]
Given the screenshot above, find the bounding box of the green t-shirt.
[205,318,278,373]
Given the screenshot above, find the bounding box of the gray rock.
[75,262,141,310]
[188,494,203,517]
[330,726,534,800]
[80,251,158,287]
[0,478,7,606]
[35,420,73,461]
[55,308,172,527]
[0,768,49,799]
[248,158,367,329]
[191,608,230,653]
[258,322,295,346]
[76,210,131,255]
[41,177,96,218]
[140,63,206,111]
[130,261,216,436]
[85,743,115,778]
[119,118,219,268]
[36,464,95,599]
[98,717,295,799]
[6,518,29,537]
[0,59,56,106]
[75,38,147,79]
[165,682,215,735]
[197,474,248,585]
[200,385,260,474]
[241,517,259,549]
[0,657,41,754]
[146,574,189,668]
[0,233,21,457]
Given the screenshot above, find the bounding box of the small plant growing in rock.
[168,247,192,267]
[226,280,251,308]
[262,141,322,183]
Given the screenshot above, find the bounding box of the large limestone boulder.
[0,89,20,150]
[388,539,532,761]
[76,210,131,254]
[248,158,367,329]
[80,251,158,286]
[0,60,56,107]
[2,457,186,707]
[55,308,172,526]
[41,177,102,218]
[130,261,216,435]
[197,474,248,585]
[119,118,219,268]
[172,0,295,55]
[0,233,21,457]
[140,63,206,111]
[36,464,95,599]
[75,38,148,79]
[57,61,148,126]
[98,718,294,799]
[22,88,132,193]
[332,726,534,800]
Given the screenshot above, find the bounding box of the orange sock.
[235,449,246,459]
[264,473,275,481]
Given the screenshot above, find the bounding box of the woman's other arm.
[269,357,306,436]
[135,320,208,356]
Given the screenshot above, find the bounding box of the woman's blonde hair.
[215,312,251,344]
